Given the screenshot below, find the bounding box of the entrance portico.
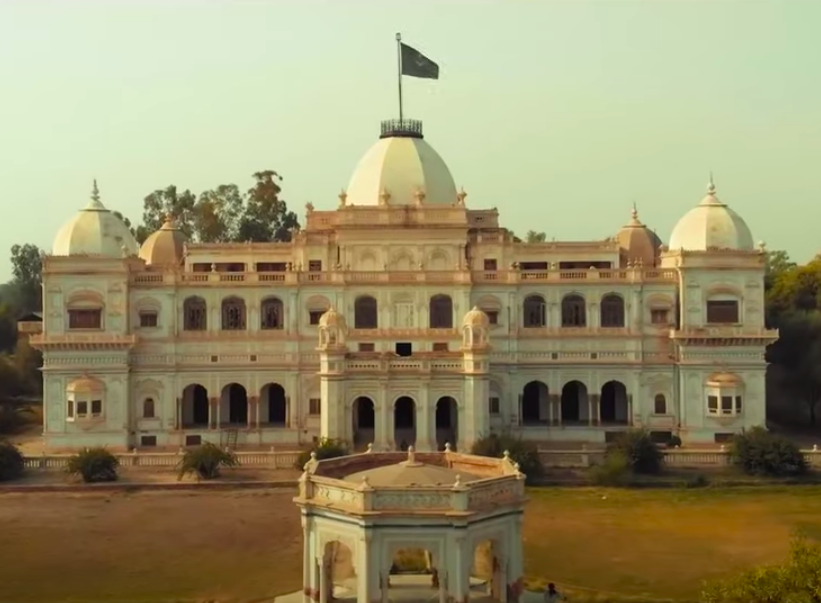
[293,447,526,603]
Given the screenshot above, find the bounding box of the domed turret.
[616,205,662,267]
[462,306,490,349]
[668,177,754,252]
[345,120,459,207]
[317,307,347,349]
[52,181,140,258]
[139,215,187,266]
[462,306,490,328]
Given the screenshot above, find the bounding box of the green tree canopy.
[9,243,43,313]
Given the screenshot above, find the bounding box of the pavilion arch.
[522,294,546,328]
[221,296,247,330]
[357,249,379,271]
[472,536,507,602]
[435,396,458,450]
[260,382,287,425]
[66,289,105,309]
[354,295,378,329]
[352,396,375,448]
[260,296,285,330]
[561,294,586,327]
[183,296,207,331]
[182,383,209,427]
[521,380,549,425]
[220,382,248,425]
[561,380,588,423]
[393,395,417,450]
[66,290,105,330]
[429,294,454,329]
[600,380,629,424]
[391,249,415,271]
[600,293,625,328]
[320,540,356,599]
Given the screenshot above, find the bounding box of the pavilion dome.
[342,449,480,487]
[463,306,490,328]
[615,206,662,266]
[139,215,187,266]
[345,121,459,207]
[319,306,346,329]
[668,178,755,252]
[52,181,140,258]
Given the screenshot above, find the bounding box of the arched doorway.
[472,538,504,602]
[261,383,286,426]
[320,540,355,602]
[521,381,549,425]
[353,397,375,449]
[600,380,629,424]
[183,384,209,427]
[222,383,247,425]
[435,396,458,450]
[561,381,587,424]
[394,396,416,450]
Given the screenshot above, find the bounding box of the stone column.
[302,519,315,603]
[628,394,634,426]
[377,383,390,450]
[175,396,182,430]
[417,382,435,451]
[247,396,255,429]
[256,396,261,428]
[506,516,525,603]
[208,397,217,429]
[356,532,378,603]
[450,535,471,603]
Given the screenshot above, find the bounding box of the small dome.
[616,206,662,267]
[668,178,754,252]
[345,132,458,207]
[139,215,187,266]
[319,307,346,329]
[52,181,140,258]
[342,448,480,487]
[463,306,490,328]
[66,375,105,394]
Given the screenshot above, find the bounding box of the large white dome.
[668,180,754,252]
[345,126,458,207]
[52,182,140,258]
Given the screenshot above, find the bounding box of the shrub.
[471,431,543,483]
[0,441,24,481]
[588,450,631,486]
[177,442,239,480]
[607,428,664,475]
[669,434,683,448]
[728,426,807,477]
[65,447,119,483]
[294,438,349,470]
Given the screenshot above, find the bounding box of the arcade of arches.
[349,395,461,451]
[520,379,632,426]
[178,382,288,429]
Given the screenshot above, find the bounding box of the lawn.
[0,486,819,603]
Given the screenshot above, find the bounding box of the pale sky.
[1,0,819,281]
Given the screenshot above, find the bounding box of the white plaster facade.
[294,447,526,603]
[27,120,778,452]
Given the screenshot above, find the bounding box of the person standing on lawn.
[544,583,565,602]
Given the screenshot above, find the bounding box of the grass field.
[0,486,818,603]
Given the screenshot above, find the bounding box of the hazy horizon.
[1,0,819,280]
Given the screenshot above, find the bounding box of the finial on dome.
[456,187,467,205]
[707,171,716,195]
[91,179,100,202]
[338,189,348,207]
[631,202,638,220]
[414,188,426,205]
[407,445,415,464]
[379,188,391,206]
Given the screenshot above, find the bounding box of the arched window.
[600,294,625,328]
[653,394,667,415]
[429,295,453,329]
[261,297,284,330]
[561,294,586,327]
[143,398,155,418]
[706,295,740,324]
[221,297,246,330]
[354,295,378,329]
[523,295,546,328]
[183,297,207,331]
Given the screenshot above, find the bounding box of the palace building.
[25,118,777,452]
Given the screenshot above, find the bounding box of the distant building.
[30,119,777,452]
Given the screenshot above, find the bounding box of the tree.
[766,256,821,324]
[193,184,244,243]
[237,170,299,243]
[701,536,821,603]
[112,210,137,239]
[767,311,821,425]
[9,243,43,313]
[764,249,796,293]
[525,230,547,243]
[136,185,197,243]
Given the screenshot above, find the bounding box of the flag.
[400,43,439,79]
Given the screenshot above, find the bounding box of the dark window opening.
[561,295,586,327]
[139,312,158,328]
[68,309,102,329]
[653,394,667,415]
[429,295,453,329]
[308,260,322,272]
[706,300,739,324]
[489,397,500,415]
[185,435,202,446]
[358,343,375,352]
[523,295,546,328]
[309,398,321,416]
[485,310,499,325]
[483,259,498,271]
[395,342,412,357]
[651,309,670,324]
[432,342,448,352]
[354,296,378,329]
[600,294,625,328]
[140,435,157,447]
[221,297,247,330]
[309,311,324,326]
[520,261,548,271]
[183,297,207,331]
[261,297,284,329]
[559,261,612,270]
[256,262,287,272]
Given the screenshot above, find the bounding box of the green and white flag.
[400,43,439,80]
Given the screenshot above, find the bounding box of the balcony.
[31,332,137,350]
[670,326,779,345]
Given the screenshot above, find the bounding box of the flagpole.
[396,32,404,122]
